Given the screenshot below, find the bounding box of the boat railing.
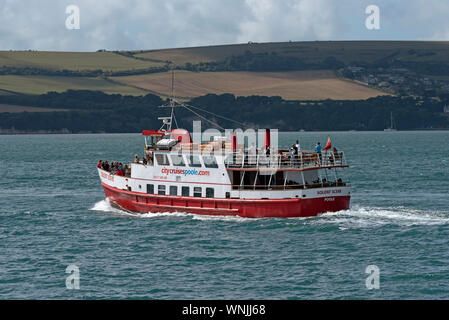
[231,180,349,190]
[224,150,347,170]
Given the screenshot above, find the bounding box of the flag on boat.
[323,136,332,150]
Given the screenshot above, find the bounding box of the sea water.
[0,131,448,299]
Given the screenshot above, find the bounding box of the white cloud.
[237,0,338,43]
[0,0,448,51]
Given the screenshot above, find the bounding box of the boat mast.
[390,111,394,129]
[169,68,175,131]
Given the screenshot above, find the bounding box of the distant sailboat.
[384,111,397,132]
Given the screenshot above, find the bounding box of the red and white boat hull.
[101,182,350,218]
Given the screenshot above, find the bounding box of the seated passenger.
[145,153,153,165]
[333,147,342,162]
[328,153,334,164]
[134,155,139,163]
[97,160,102,169]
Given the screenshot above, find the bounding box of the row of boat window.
[154,154,218,168]
[146,184,214,198]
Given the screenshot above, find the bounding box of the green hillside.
[0,75,148,95]
[2,41,449,99]
[0,51,164,71]
[135,41,449,67]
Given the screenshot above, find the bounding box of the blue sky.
[1,0,448,51]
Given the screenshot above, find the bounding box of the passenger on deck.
[249,143,257,165]
[142,156,147,165]
[315,142,322,164]
[290,144,297,167]
[333,147,342,163]
[329,150,335,164]
[295,140,301,166]
[115,167,124,176]
[145,153,153,165]
[110,163,117,174]
[97,160,102,169]
[117,163,123,174]
[134,154,139,163]
[265,146,271,166]
[102,161,110,171]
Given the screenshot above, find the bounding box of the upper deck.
[148,140,348,172]
[223,149,347,171]
[142,128,348,174]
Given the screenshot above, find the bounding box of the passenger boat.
[97,84,350,218]
[98,130,350,218]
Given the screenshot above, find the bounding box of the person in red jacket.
[97,160,102,169]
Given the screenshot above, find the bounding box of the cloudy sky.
[1,0,449,51]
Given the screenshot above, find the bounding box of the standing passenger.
[290,144,297,167]
[295,140,301,152]
[249,143,257,165]
[295,140,301,166]
[315,142,322,165]
[265,146,271,166]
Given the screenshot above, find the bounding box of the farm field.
[135,41,449,66]
[0,75,149,95]
[0,104,69,113]
[0,51,164,71]
[111,70,390,100]
[1,41,449,98]
[3,42,449,72]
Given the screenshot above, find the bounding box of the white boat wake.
[90,199,128,215]
[314,205,449,227]
[89,199,251,222]
[90,199,449,226]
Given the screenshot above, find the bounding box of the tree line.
[0,90,448,133]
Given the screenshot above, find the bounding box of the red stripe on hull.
[101,183,350,218]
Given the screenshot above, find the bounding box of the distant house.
[348,66,364,73]
[392,68,408,73]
